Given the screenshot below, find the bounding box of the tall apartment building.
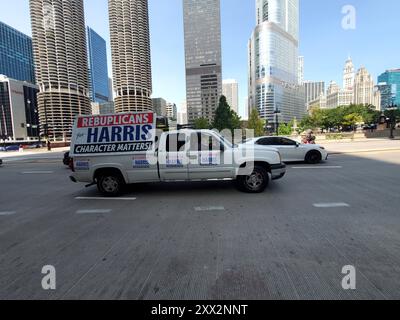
[248,0,305,125]
[91,101,115,115]
[183,0,222,123]
[304,81,325,108]
[177,100,188,125]
[87,27,110,103]
[109,0,152,113]
[0,21,35,84]
[166,103,177,120]
[222,79,239,113]
[308,93,326,110]
[152,98,167,117]
[0,75,39,141]
[108,77,114,101]
[324,80,353,109]
[29,0,91,140]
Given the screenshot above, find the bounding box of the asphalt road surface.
[0,150,400,300]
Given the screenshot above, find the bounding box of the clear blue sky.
[1,0,399,118]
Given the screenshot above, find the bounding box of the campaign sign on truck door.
[70,112,155,156]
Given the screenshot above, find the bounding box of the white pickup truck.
[69,114,286,196]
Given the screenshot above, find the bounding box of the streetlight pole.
[274,109,281,136]
[27,99,31,140]
[386,104,397,139]
[1,105,8,147]
[1,104,8,148]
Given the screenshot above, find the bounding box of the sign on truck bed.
[70,112,156,157]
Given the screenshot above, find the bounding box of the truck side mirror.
[220,143,225,152]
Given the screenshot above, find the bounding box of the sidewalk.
[319,137,400,144]
[323,139,400,155]
[0,147,69,163]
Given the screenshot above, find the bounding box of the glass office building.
[0,21,35,84]
[0,75,39,141]
[378,69,400,108]
[248,0,305,125]
[87,27,110,103]
[183,0,222,123]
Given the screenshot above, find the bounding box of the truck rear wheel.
[235,165,269,193]
[97,173,124,197]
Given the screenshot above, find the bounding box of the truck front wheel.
[235,165,269,193]
[97,173,124,196]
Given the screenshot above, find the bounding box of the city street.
[0,143,400,300]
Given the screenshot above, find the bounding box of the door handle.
[188,154,198,160]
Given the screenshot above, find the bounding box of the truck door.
[188,132,233,180]
[158,132,190,181]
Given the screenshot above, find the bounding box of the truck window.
[190,133,220,151]
[166,133,187,152]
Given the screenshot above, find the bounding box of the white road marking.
[21,171,54,174]
[76,209,112,214]
[313,203,350,208]
[291,166,343,169]
[75,197,137,201]
[194,206,225,212]
[0,211,16,216]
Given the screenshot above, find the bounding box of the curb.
[329,148,400,155]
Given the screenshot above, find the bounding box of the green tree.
[212,96,241,132]
[343,113,363,130]
[247,108,265,137]
[278,123,292,136]
[193,117,210,129]
[299,107,323,131]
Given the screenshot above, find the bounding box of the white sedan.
[244,137,328,164]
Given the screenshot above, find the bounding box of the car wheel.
[97,173,124,197]
[235,165,269,193]
[305,150,322,164]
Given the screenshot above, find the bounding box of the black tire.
[305,150,322,164]
[97,172,124,197]
[235,165,269,193]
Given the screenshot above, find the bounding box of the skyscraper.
[304,81,325,108]
[298,56,304,85]
[166,102,178,120]
[248,0,305,126]
[87,27,110,104]
[108,0,152,113]
[152,98,167,117]
[354,67,376,106]
[222,79,239,114]
[378,69,400,108]
[0,21,35,83]
[183,0,222,124]
[29,0,91,140]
